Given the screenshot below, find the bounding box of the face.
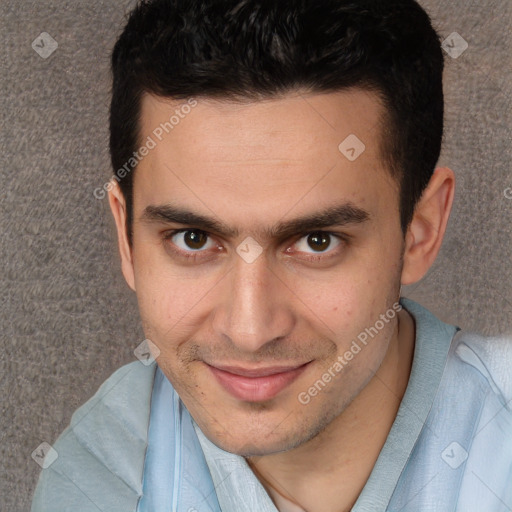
[124,89,405,455]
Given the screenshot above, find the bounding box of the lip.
[207,362,311,402]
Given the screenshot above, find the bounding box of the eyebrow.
[140,202,370,240]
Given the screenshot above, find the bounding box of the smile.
[206,362,311,402]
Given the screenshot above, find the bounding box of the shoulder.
[451,330,512,410]
[31,361,157,512]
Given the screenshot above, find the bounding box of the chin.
[197,408,325,457]
[214,433,296,457]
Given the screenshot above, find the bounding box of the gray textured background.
[1,0,511,510]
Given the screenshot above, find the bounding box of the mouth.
[206,361,312,402]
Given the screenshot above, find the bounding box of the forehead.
[134,89,398,228]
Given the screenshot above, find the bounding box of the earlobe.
[401,167,455,285]
[108,181,136,291]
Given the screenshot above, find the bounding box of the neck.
[247,308,416,512]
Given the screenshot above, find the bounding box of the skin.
[109,89,455,512]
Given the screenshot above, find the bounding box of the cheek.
[286,259,398,374]
[131,251,212,344]
[286,266,388,336]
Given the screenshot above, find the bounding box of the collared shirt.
[31,299,512,512]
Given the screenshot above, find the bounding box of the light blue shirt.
[140,297,512,511]
[31,298,512,511]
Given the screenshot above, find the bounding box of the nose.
[212,251,295,353]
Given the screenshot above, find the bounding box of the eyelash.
[162,229,348,263]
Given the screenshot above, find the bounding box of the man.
[32,0,512,511]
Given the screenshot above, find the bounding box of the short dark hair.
[109,0,444,243]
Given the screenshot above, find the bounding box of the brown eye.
[306,232,331,252]
[292,231,342,257]
[170,229,215,252]
[183,230,208,250]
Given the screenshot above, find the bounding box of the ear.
[108,180,136,291]
[401,167,455,285]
